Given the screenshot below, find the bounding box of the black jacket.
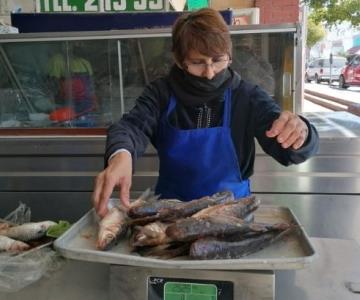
[105,68,319,179]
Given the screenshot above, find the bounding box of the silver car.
[305,56,347,83]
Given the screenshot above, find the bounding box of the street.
[303,82,360,113]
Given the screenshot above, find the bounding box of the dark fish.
[128,188,155,209]
[158,191,235,221]
[166,215,288,242]
[136,243,190,259]
[128,191,235,225]
[130,222,172,247]
[214,223,291,242]
[128,198,181,218]
[241,213,255,224]
[190,227,293,260]
[192,195,260,219]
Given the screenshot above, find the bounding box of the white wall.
[0,0,35,24]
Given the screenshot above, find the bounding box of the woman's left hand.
[265,111,308,150]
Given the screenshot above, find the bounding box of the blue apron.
[155,88,250,200]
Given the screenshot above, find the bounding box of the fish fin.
[127,214,160,226]
[134,188,154,202]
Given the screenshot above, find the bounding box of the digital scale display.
[148,277,233,300]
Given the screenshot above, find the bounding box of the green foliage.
[303,0,360,27]
[307,15,326,47]
[46,220,71,238]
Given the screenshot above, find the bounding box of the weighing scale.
[54,206,316,300]
[109,266,274,300]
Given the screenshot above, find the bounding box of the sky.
[310,22,360,58]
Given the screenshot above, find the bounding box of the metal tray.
[54,205,316,270]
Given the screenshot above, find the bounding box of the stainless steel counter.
[258,194,360,244]
[276,238,360,300]
[0,260,110,300]
[1,237,359,300]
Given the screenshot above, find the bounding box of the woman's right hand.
[92,151,132,218]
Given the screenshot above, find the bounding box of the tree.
[303,0,360,27]
[307,15,326,48]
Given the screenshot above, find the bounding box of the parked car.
[339,54,360,89]
[305,56,347,83]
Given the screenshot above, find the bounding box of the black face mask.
[168,64,233,107]
[183,68,231,93]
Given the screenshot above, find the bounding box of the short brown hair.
[172,8,232,65]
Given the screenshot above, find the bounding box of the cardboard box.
[210,0,254,10]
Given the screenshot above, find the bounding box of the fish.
[0,221,57,241]
[128,198,181,219]
[136,243,190,259]
[0,223,10,230]
[189,227,293,260]
[166,215,290,242]
[128,191,235,225]
[191,195,260,219]
[130,222,172,247]
[128,188,160,210]
[0,235,30,252]
[96,206,129,250]
[157,191,235,221]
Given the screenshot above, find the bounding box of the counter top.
[276,238,360,299]
[1,237,359,300]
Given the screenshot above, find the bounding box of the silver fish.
[0,235,30,252]
[0,221,57,241]
[96,206,128,251]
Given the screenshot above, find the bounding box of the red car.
[339,54,360,88]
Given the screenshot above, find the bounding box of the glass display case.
[0,24,298,133]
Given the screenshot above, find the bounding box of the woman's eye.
[213,57,226,63]
[191,61,204,65]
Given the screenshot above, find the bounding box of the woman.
[93,8,319,218]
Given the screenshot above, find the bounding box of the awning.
[346,46,360,56]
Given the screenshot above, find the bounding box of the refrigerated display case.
[0,25,299,133]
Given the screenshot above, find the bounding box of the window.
[0,30,296,132]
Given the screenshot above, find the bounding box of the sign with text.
[36,0,167,12]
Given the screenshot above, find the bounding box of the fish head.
[96,228,117,251]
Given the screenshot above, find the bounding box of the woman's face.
[183,50,230,80]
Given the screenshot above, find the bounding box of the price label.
[148,277,233,300]
[36,0,165,12]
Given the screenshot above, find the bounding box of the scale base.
[110,265,275,300]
